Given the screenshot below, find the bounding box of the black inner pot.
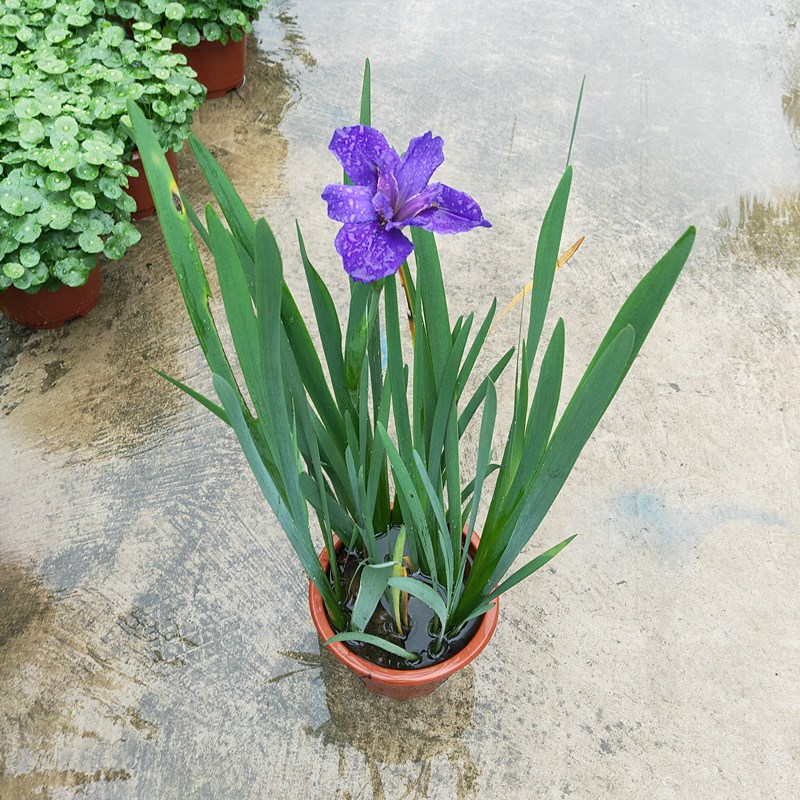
[328,526,482,670]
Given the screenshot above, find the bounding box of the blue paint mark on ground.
[615,489,789,553]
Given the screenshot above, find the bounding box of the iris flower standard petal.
[322,124,490,282]
[394,132,444,198]
[328,125,398,189]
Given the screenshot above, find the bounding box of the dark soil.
[328,527,482,670]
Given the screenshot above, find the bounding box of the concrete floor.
[2,1,799,798]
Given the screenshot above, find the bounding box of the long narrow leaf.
[412,228,451,384]
[151,368,227,423]
[485,534,577,603]
[458,347,514,437]
[456,324,636,621]
[127,101,241,402]
[504,317,565,513]
[183,193,211,250]
[577,226,697,410]
[388,576,448,634]
[452,380,497,613]
[324,631,420,662]
[565,77,585,168]
[351,562,396,631]
[212,374,343,625]
[377,423,437,582]
[206,206,267,416]
[384,275,414,462]
[525,167,572,373]
[188,134,256,254]
[297,223,351,415]
[254,219,308,531]
[456,300,496,399]
[411,450,453,604]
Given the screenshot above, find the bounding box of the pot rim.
[308,530,499,687]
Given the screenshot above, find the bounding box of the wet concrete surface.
[1,0,799,797]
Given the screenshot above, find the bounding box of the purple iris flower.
[321,125,491,283]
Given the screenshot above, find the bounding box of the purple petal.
[391,183,440,227]
[329,126,399,189]
[322,184,377,224]
[395,132,444,199]
[376,149,401,207]
[406,184,492,234]
[334,222,414,283]
[372,191,395,222]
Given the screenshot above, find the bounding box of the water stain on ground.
[0,563,155,798]
[718,191,800,264]
[0,321,34,401]
[0,17,308,459]
[186,8,314,203]
[0,244,188,459]
[293,646,480,800]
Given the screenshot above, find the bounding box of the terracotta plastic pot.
[0,263,101,330]
[174,34,246,100]
[309,531,500,701]
[128,150,179,220]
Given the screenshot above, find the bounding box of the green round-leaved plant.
[39,55,68,74]
[37,201,73,229]
[101,24,125,48]
[70,189,95,210]
[81,139,116,166]
[77,230,104,253]
[37,94,63,117]
[18,118,45,144]
[16,26,34,43]
[18,246,40,268]
[0,1,203,292]
[19,185,43,212]
[14,98,39,119]
[64,14,90,27]
[13,218,42,243]
[47,149,79,172]
[45,172,71,192]
[165,3,185,20]
[54,255,90,286]
[177,22,201,46]
[3,262,25,281]
[0,194,25,216]
[0,13,23,28]
[49,115,78,145]
[117,192,138,214]
[116,1,138,18]
[44,23,69,43]
[73,160,99,181]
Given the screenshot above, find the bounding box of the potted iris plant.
[127,63,695,699]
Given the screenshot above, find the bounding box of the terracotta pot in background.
[0,263,101,330]
[128,149,179,220]
[309,531,500,701]
[174,34,246,100]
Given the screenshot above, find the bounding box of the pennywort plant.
[117,21,206,154]
[127,63,695,666]
[100,0,264,46]
[0,0,203,291]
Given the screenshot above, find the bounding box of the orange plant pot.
[0,263,101,330]
[174,34,246,100]
[128,149,179,220]
[309,530,500,701]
